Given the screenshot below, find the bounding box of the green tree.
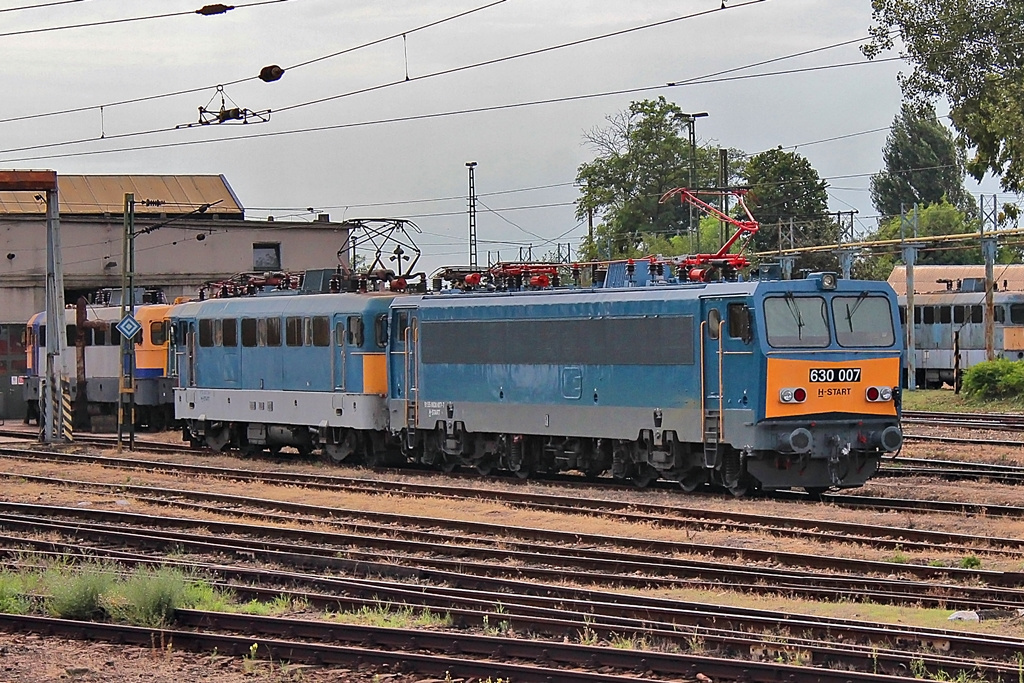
[864,1,1024,192]
[575,97,730,259]
[870,102,976,218]
[741,147,839,273]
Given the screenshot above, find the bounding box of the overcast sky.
[0,0,1009,276]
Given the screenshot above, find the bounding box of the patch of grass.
[236,594,299,616]
[103,566,187,627]
[181,579,235,612]
[900,387,1024,413]
[329,603,452,629]
[43,562,116,620]
[958,555,982,570]
[0,570,32,614]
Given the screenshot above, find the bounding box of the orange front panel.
[362,353,388,395]
[765,356,900,419]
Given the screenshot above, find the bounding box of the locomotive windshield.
[763,295,830,348]
[764,293,897,348]
[832,294,895,347]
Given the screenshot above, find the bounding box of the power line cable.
[0,0,288,39]
[0,0,507,126]
[0,0,84,13]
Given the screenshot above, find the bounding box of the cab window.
[763,295,829,348]
[832,294,895,347]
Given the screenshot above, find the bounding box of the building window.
[253,242,281,270]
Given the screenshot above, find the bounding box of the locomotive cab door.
[699,297,755,484]
[332,314,346,391]
[388,308,418,432]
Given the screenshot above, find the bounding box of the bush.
[0,571,31,614]
[961,358,1024,399]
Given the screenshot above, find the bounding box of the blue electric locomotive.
[172,292,397,460]
[390,271,903,495]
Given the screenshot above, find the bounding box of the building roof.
[888,264,1024,295]
[0,174,243,216]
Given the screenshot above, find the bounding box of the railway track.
[902,409,1024,431]
[3,445,1024,558]
[3,510,1023,681]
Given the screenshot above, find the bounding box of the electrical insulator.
[259,65,285,83]
[196,4,234,16]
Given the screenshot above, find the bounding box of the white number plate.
[809,368,861,383]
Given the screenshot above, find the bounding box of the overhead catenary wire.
[0,0,85,13]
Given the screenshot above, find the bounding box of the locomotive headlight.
[779,388,807,403]
[880,387,893,401]
[780,388,794,403]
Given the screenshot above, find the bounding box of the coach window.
[939,306,951,324]
[996,306,1006,324]
[707,309,721,339]
[151,321,167,346]
[266,317,282,348]
[241,318,258,347]
[1011,304,1024,325]
[312,316,330,346]
[110,325,121,346]
[285,316,303,346]
[335,322,345,346]
[913,307,921,325]
[972,306,984,324]
[199,319,214,347]
[727,303,752,343]
[347,316,364,346]
[923,307,935,325]
[66,324,76,345]
[953,306,965,324]
[94,325,107,346]
[375,313,388,348]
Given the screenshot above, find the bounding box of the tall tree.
[742,148,839,273]
[864,1,1024,192]
[871,102,977,218]
[575,97,726,259]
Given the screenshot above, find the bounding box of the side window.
[375,313,388,348]
[335,322,345,346]
[995,306,1006,324]
[285,316,303,346]
[213,319,224,346]
[241,318,258,347]
[110,325,121,346]
[913,307,921,325]
[267,317,282,346]
[304,317,313,346]
[953,306,964,324]
[971,306,983,324]
[39,326,46,347]
[94,325,107,346]
[707,309,721,340]
[1011,304,1024,325]
[898,306,906,326]
[312,316,330,346]
[923,307,934,325]
[347,316,364,346]
[939,306,951,324]
[66,324,76,344]
[199,319,214,347]
[727,303,751,343]
[222,318,237,347]
[150,321,167,346]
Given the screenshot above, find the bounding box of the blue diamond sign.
[115,313,142,341]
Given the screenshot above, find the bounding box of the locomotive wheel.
[678,470,707,493]
[804,486,830,500]
[727,479,750,498]
[204,426,230,452]
[514,466,531,479]
[631,465,659,488]
[476,457,496,476]
[324,432,358,463]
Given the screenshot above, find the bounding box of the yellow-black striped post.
[61,379,73,442]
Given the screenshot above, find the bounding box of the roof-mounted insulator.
[196,4,234,15]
